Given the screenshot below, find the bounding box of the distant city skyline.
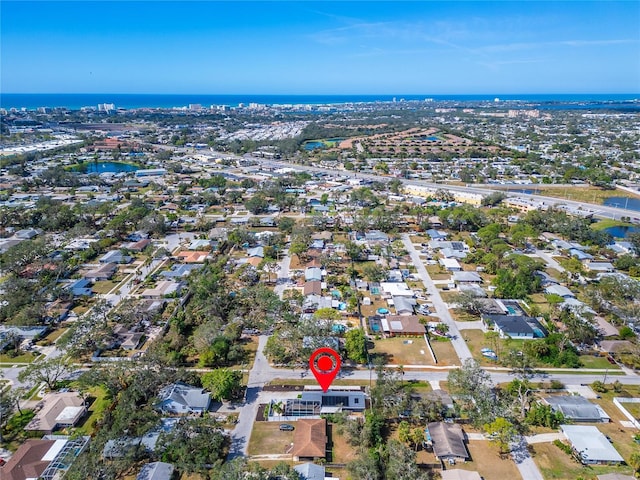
[1,1,639,94]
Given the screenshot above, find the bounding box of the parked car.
[279,424,295,431]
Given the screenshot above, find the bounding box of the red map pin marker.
[309,347,341,393]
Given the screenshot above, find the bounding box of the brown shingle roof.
[292,418,327,459]
[303,281,322,296]
[1,439,55,480]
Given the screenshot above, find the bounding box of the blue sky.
[1,1,639,94]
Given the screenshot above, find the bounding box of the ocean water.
[1,93,638,111]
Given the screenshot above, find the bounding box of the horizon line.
[3,92,639,96]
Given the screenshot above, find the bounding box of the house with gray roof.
[452,271,483,283]
[156,382,211,415]
[305,267,323,282]
[294,462,326,480]
[427,422,469,461]
[545,284,575,298]
[482,314,546,339]
[137,462,175,480]
[99,250,132,264]
[561,425,624,465]
[543,395,610,423]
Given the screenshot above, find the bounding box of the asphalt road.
[402,234,473,363]
[251,158,639,222]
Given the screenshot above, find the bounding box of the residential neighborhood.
[1,97,640,480]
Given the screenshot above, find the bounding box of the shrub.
[553,439,573,456]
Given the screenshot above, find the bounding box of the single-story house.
[441,248,467,260]
[305,267,323,282]
[570,248,593,261]
[25,392,86,434]
[247,246,264,258]
[391,296,417,315]
[292,418,327,461]
[364,230,389,243]
[160,264,203,279]
[441,470,482,480]
[561,425,624,465]
[585,262,615,273]
[1,436,89,480]
[294,462,327,480]
[99,250,132,264]
[380,282,414,297]
[439,258,462,272]
[189,239,212,251]
[302,295,333,313]
[84,262,118,281]
[543,395,610,423]
[426,229,448,241]
[545,284,575,299]
[176,251,209,263]
[597,474,636,480]
[383,315,425,337]
[136,462,175,480]
[300,386,366,412]
[534,270,561,286]
[482,314,546,339]
[452,271,483,283]
[140,281,182,299]
[127,238,152,252]
[427,422,469,461]
[303,281,322,297]
[68,279,93,296]
[156,382,211,415]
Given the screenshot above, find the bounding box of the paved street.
[228,251,292,459]
[533,249,566,273]
[402,234,473,363]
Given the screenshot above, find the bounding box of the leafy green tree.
[361,263,386,283]
[157,417,228,474]
[345,328,368,364]
[484,417,517,454]
[18,356,72,390]
[277,216,295,234]
[202,368,243,401]
[526,402,564,428]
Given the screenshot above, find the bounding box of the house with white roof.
[439,258,462,271]
[561,425,624,465]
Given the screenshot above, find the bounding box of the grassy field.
[72,385,111,435]
[460,329,505,367]
[579,355,621,370]
[591,219,635,231]
[330,423,359,464]
[531,441,634,480]
[37,327,68,345]
[0,351,41,364]
[247,421,295,455]
[371,337,435,366]
[503,186,637,205]
[430,338,461,366]
[455,440,522,480]
[618,400,640,420]
[91,280,121,294]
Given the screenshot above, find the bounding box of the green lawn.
[0,351,41,364]
[72,386,111,435]
[91,280,120,294]
[532,441,634,480]
[579,355,621,370]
